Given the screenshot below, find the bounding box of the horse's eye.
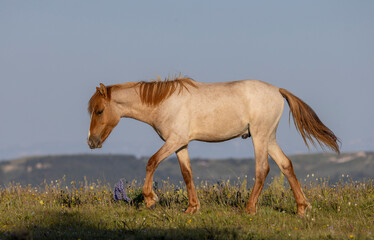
[96,110,104,115]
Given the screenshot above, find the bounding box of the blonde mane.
[136,75,198,106]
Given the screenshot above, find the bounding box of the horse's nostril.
[87,138,95,148]
[88,137,100,149]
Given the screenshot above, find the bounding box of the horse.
[87,75,340,216]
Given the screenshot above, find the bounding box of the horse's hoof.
[145,197,157,209]
[146,201,156,209]
[245,206,257,215]
[185,205,200,214]
[245,208,257,215]
[149,203,156,210]
[297,202,312,217]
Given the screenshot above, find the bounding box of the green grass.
[0,175,373,240]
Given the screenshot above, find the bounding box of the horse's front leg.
[143,138,184,209]
[176,146,200,214]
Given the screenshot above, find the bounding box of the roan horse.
[87,75,339,216]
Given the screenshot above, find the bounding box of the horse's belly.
[190,115,248,142]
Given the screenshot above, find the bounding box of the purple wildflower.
[113,179,131,202]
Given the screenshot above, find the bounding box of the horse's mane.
[136,75,198,106]
[88,76,197,113]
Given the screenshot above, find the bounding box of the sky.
[0,1,373,161]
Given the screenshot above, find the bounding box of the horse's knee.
[256,161,270,177]
[280,161,294,175]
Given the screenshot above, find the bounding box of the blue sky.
[0,1,373,160]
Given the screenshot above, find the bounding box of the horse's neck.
[112,86,156,125]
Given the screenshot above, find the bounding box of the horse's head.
[87,83,120,149]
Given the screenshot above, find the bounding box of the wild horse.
[87,75,339,216]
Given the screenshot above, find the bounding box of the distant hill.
[0,152,373,187]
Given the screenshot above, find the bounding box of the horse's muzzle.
[87,136,102,149]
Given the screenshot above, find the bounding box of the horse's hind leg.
[246,135,270,214]
[176,146,200,214]
[268,137,311,216]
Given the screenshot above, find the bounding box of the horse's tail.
[279,88,340,153]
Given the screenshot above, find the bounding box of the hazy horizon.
[1,1,373,161]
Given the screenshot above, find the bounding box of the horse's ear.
[96,83,108,98]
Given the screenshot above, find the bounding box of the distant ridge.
[0,152,373,187]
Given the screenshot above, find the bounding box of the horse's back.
[184,80,284,142]
[191,79,282,116]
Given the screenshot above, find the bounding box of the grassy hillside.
[0,152,373,187]
[0,177,372,239]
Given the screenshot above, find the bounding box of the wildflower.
[90,186,94,190]
[187,219,192,224]
[113,179,131,202]
[349,234,354,238]
[39,200,44,205]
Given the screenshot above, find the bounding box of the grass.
[0,175,373,240]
